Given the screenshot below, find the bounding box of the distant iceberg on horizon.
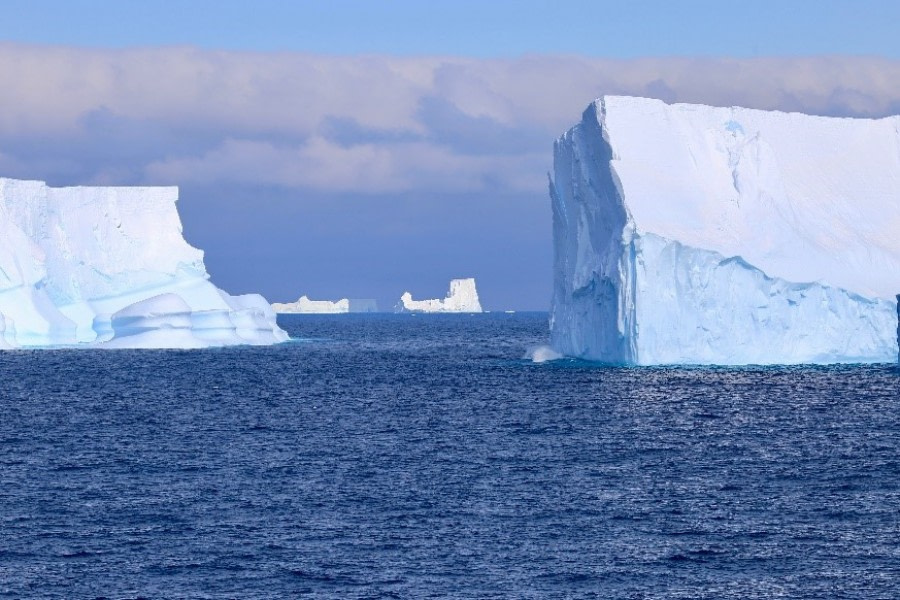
[550,96,900,365]
[397,278,483,313]
[0,177,287,349]
[272,296,378,314]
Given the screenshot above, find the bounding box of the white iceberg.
[550,96,900,365]
[272,296,378,314]
[398,278,483,313]
[0,177,287,349]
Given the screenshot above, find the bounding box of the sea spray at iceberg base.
[550,96,900,365]
[526,345,563,363]
[0,178,287,349]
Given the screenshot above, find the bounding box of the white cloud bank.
[2,44,900,194]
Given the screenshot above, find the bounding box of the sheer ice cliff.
[0,178,287,349]
[272,296,378,313]
[398,278,483,313]
[550,96,900,365]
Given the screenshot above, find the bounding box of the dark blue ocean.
[1,313,898,599]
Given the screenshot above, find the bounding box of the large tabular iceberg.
[398,278,483,313]
[0,177,288,349]
[550,96,900,365]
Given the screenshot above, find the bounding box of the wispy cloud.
[2,44,900,193]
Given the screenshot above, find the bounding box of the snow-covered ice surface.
[272,296,378,314]
[0,178,287,349]
[550,96,900,365]
[398,278,483,313]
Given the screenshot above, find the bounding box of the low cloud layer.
[4,44,900,308]
[3,43,900,193]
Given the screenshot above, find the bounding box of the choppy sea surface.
[1,313,898,599]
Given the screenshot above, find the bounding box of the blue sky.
[5,0,900,57]
[1,2,899,309]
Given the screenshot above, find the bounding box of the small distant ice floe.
[272,296,378,314]
[396,278,483,313]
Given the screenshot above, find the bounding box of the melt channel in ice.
[398,278,483,313]
[0,177,288,349]
[550,96,900,365]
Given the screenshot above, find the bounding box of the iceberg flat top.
[586,96,900,299]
